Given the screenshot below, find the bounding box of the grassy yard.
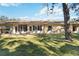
[0,34,79,56]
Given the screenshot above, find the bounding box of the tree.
[0,16,9,21]
[62,3,72,41]
[46,3,73,41]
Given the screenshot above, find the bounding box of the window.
[73,26,77,31]
[48,26,52,31]
[15,26,17,32]
[30,26,32,31]
[18,25,27,31]
[23,25,27,31]
[33,25,37,31]
[5,26,11,33]
[38,25,42,31]
[18,25,22,31]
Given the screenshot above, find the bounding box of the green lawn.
[0,34,79,56]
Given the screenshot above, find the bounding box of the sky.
[0,3,78,21]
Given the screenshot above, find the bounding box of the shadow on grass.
[0,40,50,56]
[59,44,79,56]
[0,39,10,56]
[0,40,79,56]
[2,37,26,40]
[11,41,49,56]
[72,33,79,40]
[36,34,65,42]
[0,34,79,56]
[36,34,79,56]
[44,41,79,56]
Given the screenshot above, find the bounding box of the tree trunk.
[62,3,72,41]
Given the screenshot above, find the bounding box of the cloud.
[53,9,63,15]
[36,6,63,16]
[18,16,29,18]
[35,5,78,20]
[14,16,30,21]
[35,6,64,20]
[0,3,20,7]
[17,16,30,20]
[35,7,48,16]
